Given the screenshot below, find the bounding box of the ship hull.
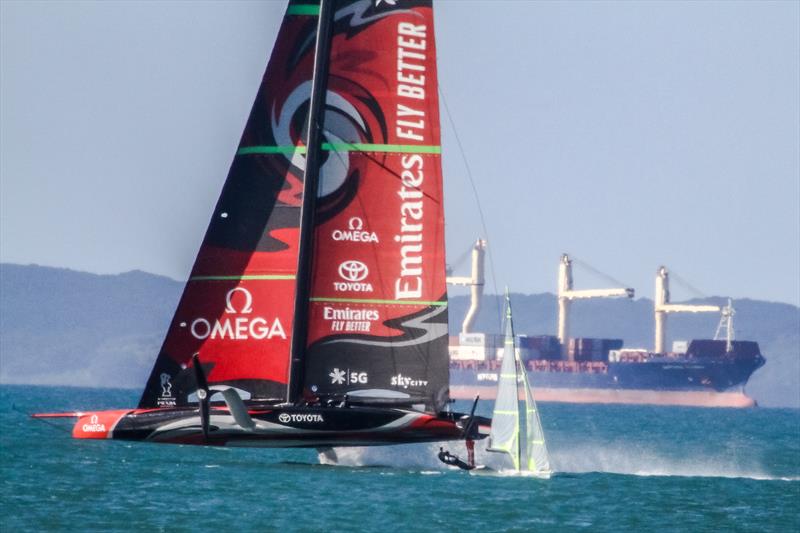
[450,384,756,407]
[450,356,763,408]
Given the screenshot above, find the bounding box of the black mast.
[286,0,335,404]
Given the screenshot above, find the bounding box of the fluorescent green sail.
[487,290,552,476]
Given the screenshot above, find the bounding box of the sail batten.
[287,4,321,16]
[239,143,442,155]
[309,297,447,306]
[189,275,297,281]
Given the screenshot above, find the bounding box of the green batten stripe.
[286,4,320,16]
[237,144,441,156]
[190,275,296,281]
[309,297,446,306]
[237,146,306,155]
[321,143,441,154]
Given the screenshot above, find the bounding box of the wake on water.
[550,441,794,481]
[315,439,794,481]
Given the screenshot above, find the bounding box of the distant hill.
[1,263,798,407]
[0,264,181,391]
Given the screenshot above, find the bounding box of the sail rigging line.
[668,269,710,300]
[317,131,444,303]
[314,131,448,307]
[320,138,392,319]
[570,255,632,292]
[16,405,72,435]
[446,244,472,275]
[287,0,335,404]
[317,131,444,205]
[312,128,451,367]
[312,136,444,361]
[437,86,502,332]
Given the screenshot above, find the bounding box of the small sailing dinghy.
[484,292,552,477]
[33,0,490,451]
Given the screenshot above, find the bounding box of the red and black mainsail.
[139,0,450,413]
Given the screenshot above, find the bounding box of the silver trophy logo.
[160,373,173,397]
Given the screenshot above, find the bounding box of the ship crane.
[713,298,736,352]
[446,239,486,334]
[558,254,634,360]
[654,266,720,353]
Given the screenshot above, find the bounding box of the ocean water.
[1,386,797,532]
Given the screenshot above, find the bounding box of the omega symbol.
[225,287,253,314]
[347,217,364,230]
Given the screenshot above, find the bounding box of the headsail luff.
[139,1,323,408]
[299,0,450,411]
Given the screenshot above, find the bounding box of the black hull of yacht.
[66,404,488,447]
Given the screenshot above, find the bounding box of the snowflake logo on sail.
[329,368,346,385]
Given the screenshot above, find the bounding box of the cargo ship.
[447,242,765,407]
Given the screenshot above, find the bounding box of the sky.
[1,0,798,306]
